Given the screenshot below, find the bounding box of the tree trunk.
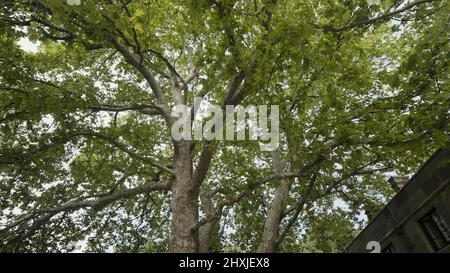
[168,141,199,252]
[257,150,290,253]
[199,190,218,253]
[257,179,290,252]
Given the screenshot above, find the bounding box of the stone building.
[345,148,450,253]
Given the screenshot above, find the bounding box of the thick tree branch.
[90,104,162,116]
[109,38,171,121]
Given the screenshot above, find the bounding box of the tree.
[0,0,448,252]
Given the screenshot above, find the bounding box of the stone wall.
[345,148,450,253]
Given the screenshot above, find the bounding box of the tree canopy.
[0,0,448,252]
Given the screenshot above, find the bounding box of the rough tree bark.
[168,140,199,252]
